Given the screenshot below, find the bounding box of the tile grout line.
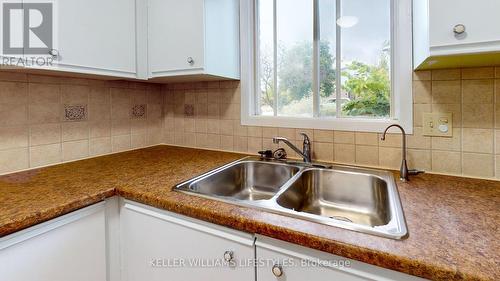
[27,80,32,168]
[494,78,498,178]
[86,86,90,157]
[428,72,433,172]
[57,81,63,166]
[460,68,464,176]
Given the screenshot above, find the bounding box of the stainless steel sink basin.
[175,157,408,239]
[276,169,390,227]
[176,160,300,201]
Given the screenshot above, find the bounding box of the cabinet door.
[256,245,367,281]
[429,0,500,48]
[121,201,255,281]
[256,235,427,281]
[148,0,205,77]
[48,0,136,77]
[0,204,107,281]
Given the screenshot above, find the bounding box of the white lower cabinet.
[255,235,426,281]
[0,203,107,281]
[121,201,427,281]
[0,199,427,281]
[256,242,366,281]
[120,200,255,281]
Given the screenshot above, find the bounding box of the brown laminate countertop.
[0,145,499,280]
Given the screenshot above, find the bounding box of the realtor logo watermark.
[149,257,352,269]
[1,1,55,67]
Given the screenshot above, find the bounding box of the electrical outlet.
[422,112,453,137]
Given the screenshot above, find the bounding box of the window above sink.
[240,0,414,133]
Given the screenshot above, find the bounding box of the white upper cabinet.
[2,0,239,80]
[148,0,205,77]
[414,0,500,69]
[147,0,240,81]
[428,0,500,50]
[47,0,137,78]
[21,0,138,78]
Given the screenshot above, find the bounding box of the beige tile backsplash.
[1,66,500,180]
[162,67,500,180]
[0,72,163,174]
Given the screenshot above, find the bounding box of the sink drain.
[329,216,352,223]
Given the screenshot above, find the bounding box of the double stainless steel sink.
[175,157,408,239]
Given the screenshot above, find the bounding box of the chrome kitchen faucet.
[273,133,312,163]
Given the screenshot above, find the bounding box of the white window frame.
[240,0,413,133]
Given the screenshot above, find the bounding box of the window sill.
[241,115,413,134]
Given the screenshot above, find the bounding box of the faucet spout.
[381,124,409,182]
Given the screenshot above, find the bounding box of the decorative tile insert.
[131,104,147,119]
[184,104,194,117]
[63,105,87,122]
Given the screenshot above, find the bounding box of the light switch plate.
[422,112,453,137]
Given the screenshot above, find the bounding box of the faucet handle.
[258,150,273,159]
[272,148,287,160]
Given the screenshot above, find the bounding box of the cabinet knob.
[272,264,283,277]
[223,250,234,262]
[453,24,466,35]
[48,49,59,58]
[187,57,195,65]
